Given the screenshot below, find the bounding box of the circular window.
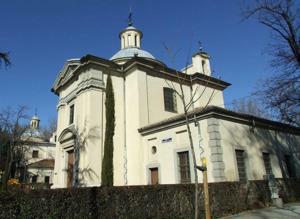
[151,146,157,154]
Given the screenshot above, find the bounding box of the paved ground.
[219,202,300,219]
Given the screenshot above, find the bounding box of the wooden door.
[150,168,159,185]
[67,150,74,188]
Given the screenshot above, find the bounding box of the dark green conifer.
[101,73,115,186]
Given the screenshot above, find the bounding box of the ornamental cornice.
[76,78,105,95]
[52,60,81,93]
[57,71,105,110]
[58,91,76,106]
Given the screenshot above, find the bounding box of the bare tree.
[164,45,215,219]
[0,52,11,68]
[0,106,29,190]
[231,97,270,118]
[242,0,300,126]
[0,128,9,178]
[41,118,57,141]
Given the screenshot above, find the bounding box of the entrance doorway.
[150,167,159,185]
[67,150,74,188]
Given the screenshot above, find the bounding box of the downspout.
[101,91,104,157]
[122,66,128,185]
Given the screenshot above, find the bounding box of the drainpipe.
[122,66,128,185]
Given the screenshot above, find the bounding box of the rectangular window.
[69,104,74,125]
[163,87,177,112]
[235,150,247,182]
[178,151,191,183]
[44,176,50,184]
[32,175,38,183]
[262,152,273,175]
[32,150,39,158]
[285,155,295,178]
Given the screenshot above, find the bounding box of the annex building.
[51,22,300,188]
[17,115,56,186]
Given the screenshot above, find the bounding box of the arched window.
[202,60,206,74]
[128,34,131,46]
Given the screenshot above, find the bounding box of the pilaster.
[207,118,225,182]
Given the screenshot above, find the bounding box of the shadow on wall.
[225,122,299,180]
[62,119,100,187]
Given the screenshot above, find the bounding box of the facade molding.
[207,118,225,182]
[138,106,300,136]
[52,54,231,96]
[57,75,105,109]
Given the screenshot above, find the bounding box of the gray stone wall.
[207,118,225,182]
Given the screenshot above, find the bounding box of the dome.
[126,26,136,30]
[119,26,143,38]
[111,22,165,65]
[125,26,137,31]
[110,48,156,61]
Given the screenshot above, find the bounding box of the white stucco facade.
[20,116,56,185]
[51,24,300,188]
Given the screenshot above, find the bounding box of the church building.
[20,114,56,186]
[51,21,300,188]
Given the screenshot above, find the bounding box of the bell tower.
[30,109,40,129]
[119,10,143,49]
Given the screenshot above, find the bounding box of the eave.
[138,106,300,136]
[51,55,231,96]
[51,54,122,95]
[123,57,231,91]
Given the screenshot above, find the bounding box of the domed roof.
[119,25,143,39]
[125,26,137,30]
[110,48,156,61]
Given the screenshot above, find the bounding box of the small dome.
[111,22,165,65]
[126,26,137,30]
[119,26,143,38]
[110,48,156,60]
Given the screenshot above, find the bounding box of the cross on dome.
[128,7,133,26]
[110,12,165,65]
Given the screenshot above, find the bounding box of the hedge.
[0,179,299,219]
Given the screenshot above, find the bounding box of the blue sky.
[0,0,273,126]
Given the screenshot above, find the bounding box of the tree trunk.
[184,109,199,219]
[178,80,199,219]
[2,145,12,191]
